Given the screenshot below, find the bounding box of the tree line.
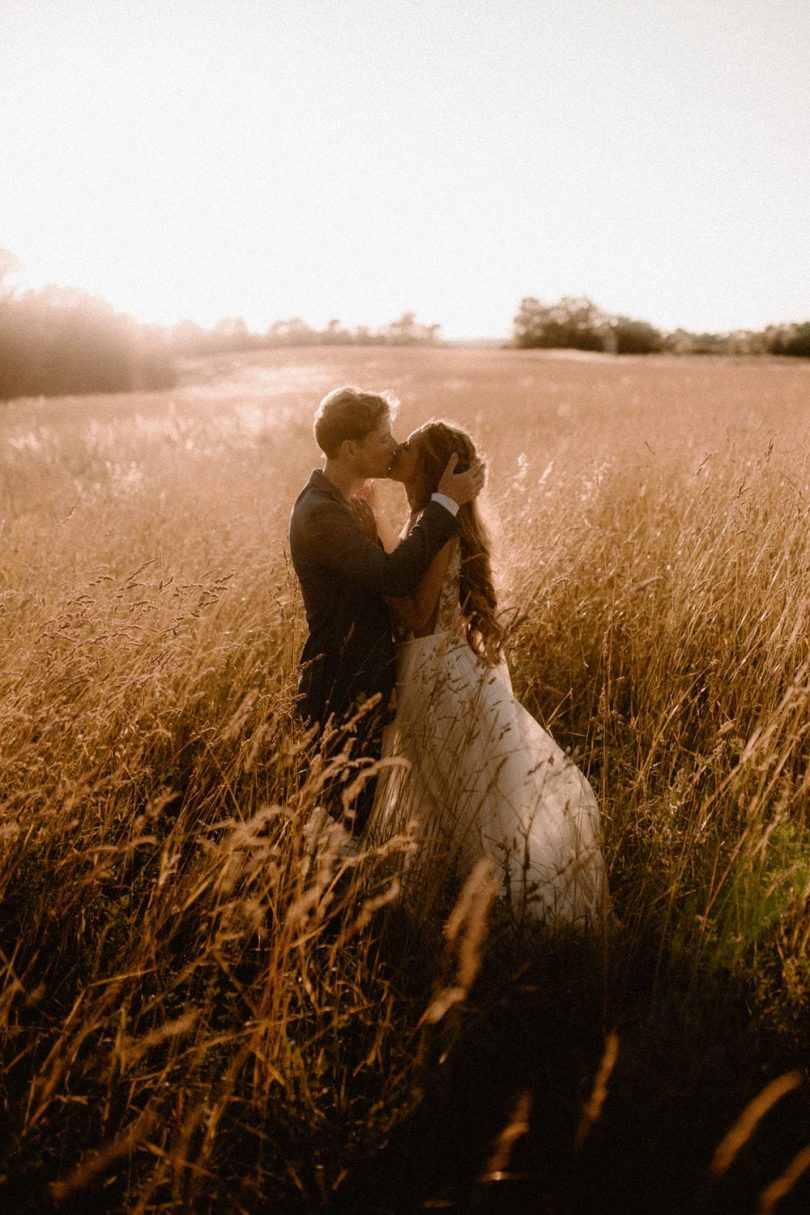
[0,249,444,401]
[3,245,809,402]
[513,295,810,357]
[168,310,442,357]
[0,251,174,401]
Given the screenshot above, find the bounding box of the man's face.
[354,418,399,478]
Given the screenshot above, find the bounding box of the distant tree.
[769,321,810,358]
[213,316,254,350]
[513,297,547,347]
[722,329,765,355]
[664,328,729,355]
[612,315,664,354]
[0,271,173,400]
[0,248,22,292]
[323,318,351,344]
[514,295,608,351]
[265,318,317,346]
[385,311,418,344]
[378,313,442,344]
[170,319,210,355]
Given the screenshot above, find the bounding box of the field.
[1,345,808,1213]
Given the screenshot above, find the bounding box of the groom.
[289,385,483,830]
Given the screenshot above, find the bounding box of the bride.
[366,420,610,932]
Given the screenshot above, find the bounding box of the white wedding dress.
[370,548,610,932]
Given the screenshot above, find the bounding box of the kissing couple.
[289,386,609,930]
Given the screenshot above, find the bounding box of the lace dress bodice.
[433,543,463,635]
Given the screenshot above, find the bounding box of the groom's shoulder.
[291,471,347,535]
[294,470,343,512]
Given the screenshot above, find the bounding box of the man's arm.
[386,538,456,632]
[303,496,457,598]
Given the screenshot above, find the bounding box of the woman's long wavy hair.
[410,420,502,664]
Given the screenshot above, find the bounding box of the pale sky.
[2,0,808,340]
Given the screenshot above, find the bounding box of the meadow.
[0,345,808,1213]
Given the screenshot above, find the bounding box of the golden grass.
[575,1030,620,1150]
[711,1071,803,1178]
[1,345,808,1209]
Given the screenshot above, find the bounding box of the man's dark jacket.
[289,470,457,728]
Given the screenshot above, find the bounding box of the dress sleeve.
[302,496,457,598]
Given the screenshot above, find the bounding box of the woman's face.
[388,428,424,485]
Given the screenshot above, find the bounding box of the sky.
[2,0,808,340]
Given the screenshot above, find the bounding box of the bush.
[612,315,664,354]
[0,286,174,401]
[774,322,810,358]
[513,295,609,351]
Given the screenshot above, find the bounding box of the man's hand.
[437,453,486,506]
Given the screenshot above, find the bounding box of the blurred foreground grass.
[1,347,808,1212]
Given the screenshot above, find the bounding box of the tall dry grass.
[1,346,808,1210]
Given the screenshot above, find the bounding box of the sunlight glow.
[2,0,808,338]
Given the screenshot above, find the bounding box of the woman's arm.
[354,480,401,553]
[372,503,401,554]
[386,537,456,634]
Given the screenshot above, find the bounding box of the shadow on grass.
[331,920,810,1215]
[1,903,806,1214]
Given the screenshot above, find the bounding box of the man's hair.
[313,386,397,458]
